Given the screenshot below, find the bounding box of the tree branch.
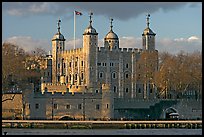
[2,94,16,102]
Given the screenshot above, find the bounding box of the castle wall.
[25,87,114,120]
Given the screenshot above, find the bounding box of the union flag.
[75,11,82,15]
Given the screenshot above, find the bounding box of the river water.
[2,128,202,135]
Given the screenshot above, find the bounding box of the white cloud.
[187,36,199,42]
[119,36,142,49]
[158,36,202,54]
[3,36,50,53]
[3,35,201,55]
[65,38,83,50]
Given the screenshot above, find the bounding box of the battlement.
[98,47,143,54]
[62,48,83,55]
[98,47,106,52]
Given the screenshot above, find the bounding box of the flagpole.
[74,11,76,49]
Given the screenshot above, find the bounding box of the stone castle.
[41,13,158,100]
[18,13,201,120]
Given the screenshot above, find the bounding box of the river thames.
[2,128,202,135]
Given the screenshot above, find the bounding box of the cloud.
[119,36,142,49]
[3,2,199,20]
[187,36,199,42]
[65,38,83,49]
[158,36,202,54]
[3,35,201,55]
[3,36,50,52]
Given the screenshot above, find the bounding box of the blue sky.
[2,2,202,54]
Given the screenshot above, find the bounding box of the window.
[97,63,101,66]
[28,104,30,109]
[126,88,129,93]
[95,90,99,93]
[112,72,116,79]
[96,104,100,110]
[47,72,49,76]
[106,104,109,109]
[150,88,153,93]
[81,61,83,66]
[99,72,103,78]
[58,76,60,82]
[113,86,117,93]
[125,73,129,78]
[54,104,58,109]
[75,61,77,67]
[35,103,39,109]
[138,88,141,93]
[75,74,77,80]
[81,73,84,80]
[58,63,60,68]
[110,63,114,66]
[126,63,129,68]
[66,104,71,109]
[63,63,66,68]
[69,62,71,67]
[78,104,82,109]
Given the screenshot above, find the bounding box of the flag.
[75,11,82,16]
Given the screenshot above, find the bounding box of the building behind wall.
[2,13,201,120]
[25,13,166,120]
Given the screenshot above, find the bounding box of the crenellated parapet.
[61,48,83,56]
[98,46,143,54]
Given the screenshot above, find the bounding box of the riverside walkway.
[2,120,202,129]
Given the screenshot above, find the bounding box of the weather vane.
[146,14,150,28]
[110,18,113,30]
[58,18,61,32]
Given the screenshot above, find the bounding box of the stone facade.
[8,13,200,120]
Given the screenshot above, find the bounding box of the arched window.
[125,73,129,78]
[113,86,117,93]
[81,73,84,80]
[99,72,103,78]
[112,72,116,79]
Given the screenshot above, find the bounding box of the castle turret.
[142,14,156,51]
[104,18,119,50]
[52,19,66,84]
[83,12,98,89]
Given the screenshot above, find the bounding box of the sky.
[2,2,202,54]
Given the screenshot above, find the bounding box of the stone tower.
[83,13,98,90]
[142,14,156,51]
[141,14,158,99]
[51,19,66,84]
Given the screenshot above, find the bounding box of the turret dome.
[83,12,98,35]
[104,18,118,39]
[52,19,65,41]
[52,32,65,41]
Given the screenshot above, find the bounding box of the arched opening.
[164,107,179,119]
[59,115,76,120]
